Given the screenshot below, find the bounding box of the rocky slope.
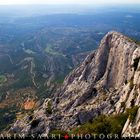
[9,31,140,137]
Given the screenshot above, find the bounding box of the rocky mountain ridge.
[9,31,140,137]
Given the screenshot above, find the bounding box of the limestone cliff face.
[10,31,140,136]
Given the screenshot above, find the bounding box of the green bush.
[46,101,52,114]
[129,78,134,90]
[121,102,126,108]
[49,106,139,136]
[125,80,128,85]
[130,99,135,107]
[110,100,114,105]
[130,38,140,46]
[70,113,128,135]
[49,130,68,137]
[126,106,139,123]
[109,113,128,134]
[91,115,111,135]
[132,57,140,71]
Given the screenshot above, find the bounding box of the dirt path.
[0,54,14,64]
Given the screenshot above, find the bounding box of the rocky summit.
[9,31,140,137]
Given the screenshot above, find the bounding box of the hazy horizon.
[0,0,140,5]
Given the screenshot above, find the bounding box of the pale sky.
[0,0,140,5]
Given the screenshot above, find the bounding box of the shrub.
[49,130,68,137]
[129,78,134,90]
[69,122,94,135]
[126,106,139,123]
[46,100,52,114]
[130,38,140,46]
[134,92,138,99]
[109,113,128,134]
[49,106,139,136]
[91,115,111,135]
[110,100,114,105]
[70,113,128,136]
[30,119,40,129]
[125,80,128,85]
[121,102,126,108]
[130,99,135,107]
[132,57,140,71]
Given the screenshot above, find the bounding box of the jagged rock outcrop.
[9,31,140,137]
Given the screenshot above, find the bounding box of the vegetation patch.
[69,113,128,136]
[55,76,65,84]
[0,106,17,132]
[126,106,139,123]
[30,119,40,129]
[46,100,52,114]
[49,130,68,137]
[110,100,114,105]
[121,102,126,108]
[132,57,140,71]
[0,75,7,86]
[129,78,134,90]
[130,38,140,46]
[49,106,139,136]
